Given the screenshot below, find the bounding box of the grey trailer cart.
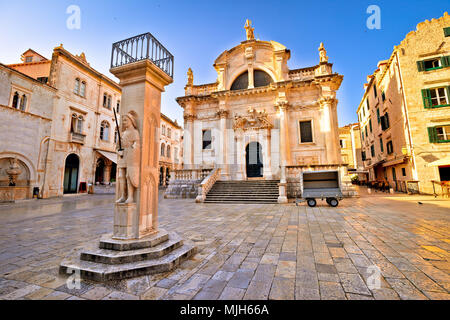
[296,170,343,207]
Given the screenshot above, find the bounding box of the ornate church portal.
[177,20,343,183]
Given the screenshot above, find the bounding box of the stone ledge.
[99,229,169,251]
[81,232,183,264]
[59,239,197,281]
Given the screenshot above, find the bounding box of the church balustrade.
[288,67,316,81]
[190,83,218,96]
[111,32,174,77]
[196,167,221,203]
[172,168,213,181]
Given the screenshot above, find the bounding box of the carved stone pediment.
[233,108,273,131]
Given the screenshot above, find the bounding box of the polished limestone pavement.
[0,188,449,300]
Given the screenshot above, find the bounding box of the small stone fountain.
[6,158,22,186]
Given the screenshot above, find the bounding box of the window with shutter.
[380,137,384,153]
[422,89,432,108]
[440,56,450,68]
[417,61,425,72]
[299,120,313,143]
[369,119,372,133]
[444,27,450,37]
[202,130,212,149]
[376,108,380,123]
[386,141,393,154]
[428,127,437,143]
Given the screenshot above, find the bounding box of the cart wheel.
[326,198,332,205]
[329,198,339,207]
[307,199,317,207]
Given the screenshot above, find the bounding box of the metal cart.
[295,170,343,207]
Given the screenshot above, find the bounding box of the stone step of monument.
[81,233,184,265]
[59,239,197,281]
[99,229,169,251]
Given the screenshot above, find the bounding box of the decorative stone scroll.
[233,108,273,131]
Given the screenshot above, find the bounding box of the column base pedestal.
[59,228,197,281]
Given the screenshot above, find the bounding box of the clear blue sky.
[0,0,448,126]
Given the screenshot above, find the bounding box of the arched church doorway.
[63,154,79,194]
[246,142,263,178]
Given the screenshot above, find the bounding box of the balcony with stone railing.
[70,132,86,144]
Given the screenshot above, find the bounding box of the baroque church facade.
[176,21,345,198]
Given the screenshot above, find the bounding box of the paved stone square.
[0,188,449,300]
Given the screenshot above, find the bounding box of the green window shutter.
[417,60,425,72]
[441,56,450,68]
[428,127,437,143]
[446,86,450,104]
[376,108,380,123]
[444,27,450,37]
[422,89,432,108]
[380,138,384,152]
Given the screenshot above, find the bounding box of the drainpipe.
[394,50,418,181]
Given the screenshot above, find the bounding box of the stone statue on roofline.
[116,111,140,204]
[245,19,255,40]
[187,68,193,86]
[319,42,329,63]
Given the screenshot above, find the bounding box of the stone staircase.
[204,180,279,204]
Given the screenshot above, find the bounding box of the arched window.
[230,71,249,91]
[166,145,171,158]
[230,70,273,90]
[254,70,273,87]
[74,78,80,94]
[12,92,19,108]
[103,93,107,108]
[161,143,166,156]
[71,113,84,133]
[80,81,86,97]
[100,121,110,141]
[20,94,27,111]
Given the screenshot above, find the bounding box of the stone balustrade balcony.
[70,132,86,144]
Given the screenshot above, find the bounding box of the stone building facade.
[173,21,352,201]
[159,113,183,186]
[1,46,184,200]
[0,63,56,201]
[357,12,450,194]
[339,123,363,170]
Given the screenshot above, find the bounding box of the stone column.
[263,129,272,179]
[319,97,339,164]
[277,102,288,203]
[110,60,173,240]
[183,111,195,170]
[103,164,112,184]
[218,108,229,179]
